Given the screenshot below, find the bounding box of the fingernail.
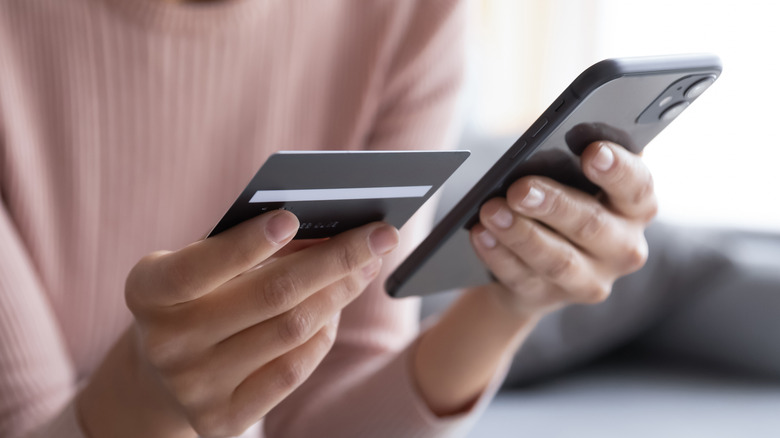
[361,258,383,279]
[592,144,615,172]
[478,229,497,249]
[521,187,545,209]
[490,207,514,229]
[331,312,341,326]
[265,212,299,244]
[368,225,399,256]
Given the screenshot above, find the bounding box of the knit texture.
[0,0,505,437]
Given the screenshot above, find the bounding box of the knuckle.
[158,255,199,300]
[339,272,368,300]
[574,209,609,241]
[214,415,249,438]
[259,271,298,312]
[334,241,365,274]
[168,368,209,406]
[278,307,314,346]
[320,284,346,313]
[503,273,532,294]
[623,238,649,273]
[308,324,338,358]
[125,251,168,311]
[319,323,338,349]
[543,249,577,283]
[507,220,537,252]
[276,357,309,391]
[126,254,155,289]
[609,156,631,184]
[581,282,612,304]
[134,251,167,275]
[189,415,214,438]
[632,172,656,206]
[231,238,263,272]
[542,189,564,216]
[221,417,252,438]
[141,330,187,373]
[641,197,660,223]
[189,406,234,438]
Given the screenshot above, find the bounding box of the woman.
[0,0,655,436]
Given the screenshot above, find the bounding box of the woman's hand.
[78,211,399,438]
[470,141,657,318]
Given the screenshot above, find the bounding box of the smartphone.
[386,54,722,298]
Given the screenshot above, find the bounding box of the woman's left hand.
[470,141,658,318]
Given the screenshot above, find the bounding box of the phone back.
[388,54,722,298]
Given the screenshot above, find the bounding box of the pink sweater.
[0,0,504,436]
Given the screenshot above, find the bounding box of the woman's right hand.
[77,210,399,438]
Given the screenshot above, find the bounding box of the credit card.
[208,150,469,239]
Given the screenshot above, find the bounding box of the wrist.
[479,281,563,325]
[412,286,542,416]
[76,328,195,438]
[478,282,546,328]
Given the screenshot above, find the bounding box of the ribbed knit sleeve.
[0,5,89,435]
[0,205,80,437]
[0,7,73,435]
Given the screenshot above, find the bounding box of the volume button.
[529,117,548,137]
[511,141,527,159]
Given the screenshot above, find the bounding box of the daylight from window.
[468,0,780,231]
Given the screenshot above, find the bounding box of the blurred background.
[460,0,779,232]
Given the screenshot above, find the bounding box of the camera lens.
[659,101,690,121]
[685,76,716,100]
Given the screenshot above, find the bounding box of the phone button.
[511,141,527,158]
[529,118,548,137]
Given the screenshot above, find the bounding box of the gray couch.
[471,355,780,437]
[419,132,780,437]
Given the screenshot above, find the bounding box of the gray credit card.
[208,150,470,239]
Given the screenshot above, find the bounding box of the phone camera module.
[637,73,717,124]
[658,96,674,107]
[684,76,716,99]
[659,101,690,122]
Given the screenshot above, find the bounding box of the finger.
[469,224,552,303]
[208,259,381,383]
[187,222,398,341]
[470,225,577,315]
[475,209,611,304]
[228,321,339,434]
[177,319,339,438]
[497,180,647,267]
[127,210,300,308]
[581,141,658,221]
[249,239,328,272]
[269,238,328,259]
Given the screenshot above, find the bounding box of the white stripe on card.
[249,185,432,203]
